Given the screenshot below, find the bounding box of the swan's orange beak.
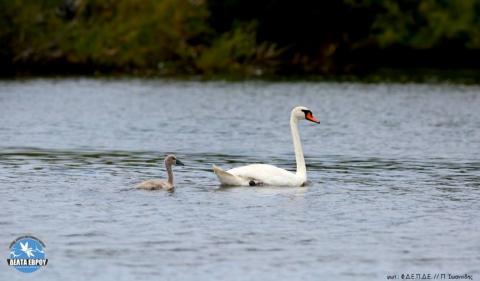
[306,112,320,124]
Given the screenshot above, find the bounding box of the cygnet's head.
[164,154,184,166]
[291,106,320,123]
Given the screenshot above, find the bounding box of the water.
[1,79,479,280]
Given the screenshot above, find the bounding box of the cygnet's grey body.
[137,155,184,190]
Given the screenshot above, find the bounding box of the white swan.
[213,106,320,187]
[137,155,184,190]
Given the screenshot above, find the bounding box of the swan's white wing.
[213,165,250,186]
[228,164,304,186]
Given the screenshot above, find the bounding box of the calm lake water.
[1,79,479,280]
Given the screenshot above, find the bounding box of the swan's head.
[164,154,185,166]
[292,106,320,124]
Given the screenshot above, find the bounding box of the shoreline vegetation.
[2,0,480,83]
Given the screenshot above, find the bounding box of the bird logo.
[7,236,48,273]
[19,241,35,258]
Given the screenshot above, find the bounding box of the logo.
[7,235,48,273]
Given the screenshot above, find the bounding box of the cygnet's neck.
[165,161,174,185]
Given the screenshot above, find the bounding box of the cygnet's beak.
[176,159,185,166]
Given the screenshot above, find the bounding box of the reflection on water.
[0,79,479,281]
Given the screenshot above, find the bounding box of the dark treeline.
[2,0,480,79]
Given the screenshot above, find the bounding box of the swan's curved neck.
[290,114,306,181]
[165,162,174,185]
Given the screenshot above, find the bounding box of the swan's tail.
[212,165,246,186]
